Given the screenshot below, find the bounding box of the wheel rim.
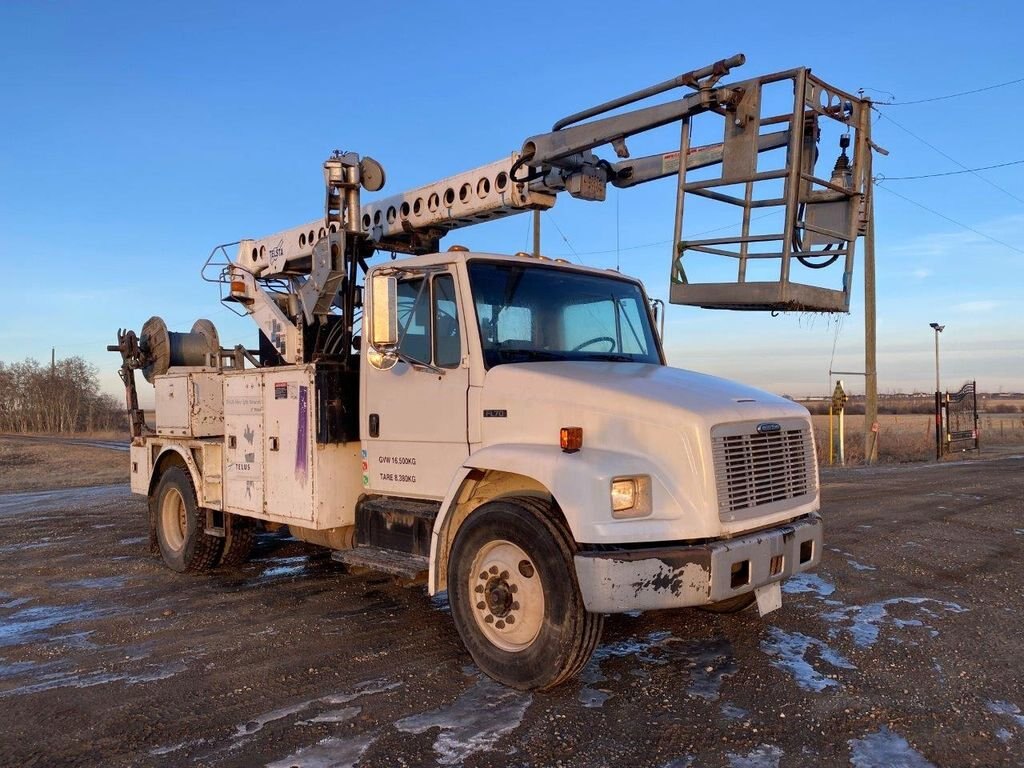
[467,539,544,652]
[160,487,187,552]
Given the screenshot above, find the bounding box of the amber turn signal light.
[560,426,583,453]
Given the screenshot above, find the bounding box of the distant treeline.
[0,356,125,434]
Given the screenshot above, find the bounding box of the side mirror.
[368,274,399,371]
[370,275,398,346]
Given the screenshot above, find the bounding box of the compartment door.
[223,373,264,514]
[263,368,315,523]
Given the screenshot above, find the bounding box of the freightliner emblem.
[756,422,781,434]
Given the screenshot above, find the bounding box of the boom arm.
[236,53,754,277]
[209,52,872,365]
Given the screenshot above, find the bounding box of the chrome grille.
[712,423,815,518]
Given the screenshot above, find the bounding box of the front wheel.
[448,496,603,690]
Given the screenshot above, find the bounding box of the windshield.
[467,261,662,368]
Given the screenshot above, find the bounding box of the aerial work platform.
[667,68,875,313]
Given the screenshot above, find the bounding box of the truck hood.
[480,362,808,427]
[473,362,817,544]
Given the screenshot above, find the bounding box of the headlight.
[610,475,652,519]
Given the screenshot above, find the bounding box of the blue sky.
[1,1,1022,399]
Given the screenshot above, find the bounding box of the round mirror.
[367,347,398,371]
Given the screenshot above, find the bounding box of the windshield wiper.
[586,353,634,362]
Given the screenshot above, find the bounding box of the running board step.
[331,546,429,578]
[355,496,440,558]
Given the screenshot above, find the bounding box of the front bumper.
[573,514,823,613]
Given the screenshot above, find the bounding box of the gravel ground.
[0,451,1022,767]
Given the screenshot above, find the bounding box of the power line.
[876,184,1024,256]
[878,158,1024,180]
[828,313,845,380]
[874,76,1024,106]
[548,210,781,258]
[875,110,1024,205]
[542,211,580,262]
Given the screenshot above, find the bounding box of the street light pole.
[930,322,944,393]
[930,322,945,459]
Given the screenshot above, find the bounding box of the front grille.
[712,423,815,519]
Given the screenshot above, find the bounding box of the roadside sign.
[831,381,848,411]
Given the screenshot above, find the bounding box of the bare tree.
[0,356,125,434]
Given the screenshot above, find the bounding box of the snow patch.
[760,627,855,692]
[849,726,935,767]
[266,734,376,768]
[577,632,736,707]
[726,744,784,767]
[821,597,966,648]
[782,573,835,597]
[395,675,531,765]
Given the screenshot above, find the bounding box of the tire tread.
[219,514,256,567]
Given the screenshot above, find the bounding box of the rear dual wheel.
[448,496,603,690]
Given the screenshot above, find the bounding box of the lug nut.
[489,565,499,575]
[474,584,484,593]
[484,615,494,624]
[510,584,518,593]
[506,615,515,624]
[500,570,509,580]
[495,620,505,629]
[511,602,520,611]
[476,601,486,610]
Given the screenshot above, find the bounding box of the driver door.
[361,270,469,499]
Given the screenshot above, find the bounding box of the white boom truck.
[111,55,873,689]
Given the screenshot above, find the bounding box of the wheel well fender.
[148,445,201,500]
[429,452,576,595]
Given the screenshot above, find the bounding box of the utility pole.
[532,210,541,257]
[930,322,945,459]
[863,147,878,465]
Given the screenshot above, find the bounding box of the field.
[0,438,1023,766]
[802,394,1024,465]
[811,412,1024,465]
[0,435,129,492]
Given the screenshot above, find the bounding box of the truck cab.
[356,249,824,687]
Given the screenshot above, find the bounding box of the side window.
[433,274,461,368]
[397,278,430,362]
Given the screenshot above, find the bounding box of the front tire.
[448,496,603,690]
[154,466,223,573]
